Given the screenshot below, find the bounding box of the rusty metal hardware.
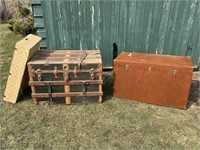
[96,64,103,76]
[63,70,69,81]
[73,66,78,78]
[81,81,89,104]
[53,66,58,79]
[36,68,42,81]
[148,67,152,73]
[90,68,95,80]
[173,69,177,76]
[48,84,53,103]
[82,81,89,94]
[78,51,88,70]
[125,65,129,71]
[63,64,69,82]
[63,64,69,70]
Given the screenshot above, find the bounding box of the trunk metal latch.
[63,64,69,81]
[73,66,79,78]
[82,81,89,104]
[90,68,95,80]
[36,68,42,81]
[53,66,58,79]
[173,69,177,76]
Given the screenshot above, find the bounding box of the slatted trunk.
[113,52,193,109]
[27,50,103,105]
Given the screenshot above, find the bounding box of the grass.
[0,23,200,149]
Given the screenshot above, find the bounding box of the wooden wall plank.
[189,1,200,65]
[156,0,171,54]
[32,0,200,67]
[170,1,189,55]
[148,1,164,54]
[102,1,112,67]
[141,0,154,53]
[125,1,136,52]
[179,1,197,56]
[164,0,180,55]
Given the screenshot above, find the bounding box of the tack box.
[28,50,103,105]
[113,52,193,109]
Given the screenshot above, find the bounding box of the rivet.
[148,67,152,73]
[125,65,129,71]
[173,70,177,76]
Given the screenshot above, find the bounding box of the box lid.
[114,52,193,72]
[3,34,42,103]
[28,50,102,65]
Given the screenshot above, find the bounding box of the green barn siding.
[32,4,43,17]
[31,0,200,67]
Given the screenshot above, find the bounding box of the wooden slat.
[30,70,102,74]
[32,92,103,98]
[3,34,42,103]
[31,56,101,60]
[28,59,102,64]
[29,80,103,86]
[98,64,103,103]
[38,50,101,53]
[65,85,70,104]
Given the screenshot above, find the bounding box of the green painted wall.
[31,0,200,67]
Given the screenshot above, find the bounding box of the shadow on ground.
[17,86,32,103]
[188,72,200,108]
[102,72,113,102]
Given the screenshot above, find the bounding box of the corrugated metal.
[31,0,200,67]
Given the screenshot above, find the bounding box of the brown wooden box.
[113,52,193,109]
[27,50,103,105]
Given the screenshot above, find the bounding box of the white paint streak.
[188,17,193,28]
[80,41,82,50]
[92,6,94,28]
[191,3,195,9]
[95,40,99,49]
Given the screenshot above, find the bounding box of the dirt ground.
[188,71,200,107]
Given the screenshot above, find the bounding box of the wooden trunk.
[27,50,103,105]
[113,52,193,109]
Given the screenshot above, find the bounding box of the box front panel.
[35,84,99,93]
[31,64,99,81]
[113,62,193,109]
